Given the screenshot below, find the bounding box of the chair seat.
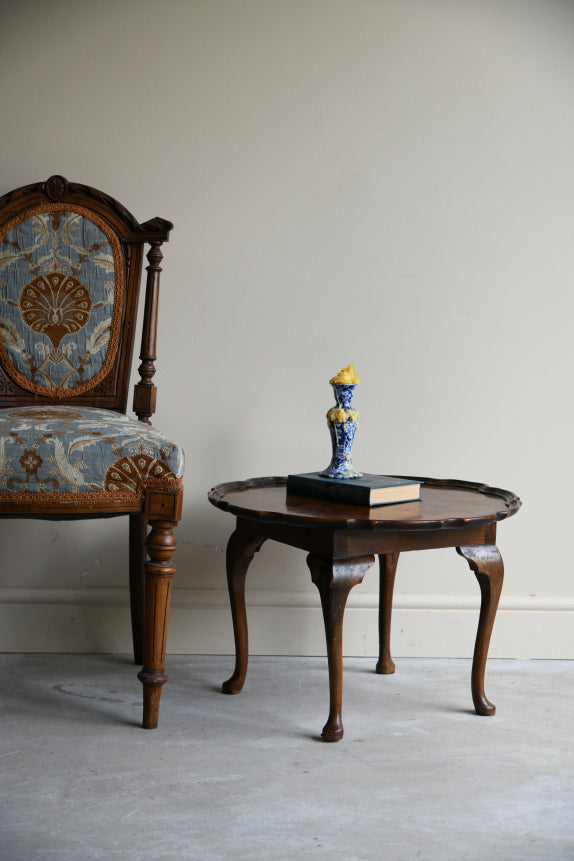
[0,405,184,506]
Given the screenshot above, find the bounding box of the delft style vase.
[321,368,363,480]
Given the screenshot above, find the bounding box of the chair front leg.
[138,488,183,729]
[129,512,147,665]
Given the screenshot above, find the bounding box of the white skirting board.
[0,587,572,658]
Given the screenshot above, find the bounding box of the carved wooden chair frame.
[0,175,183,728]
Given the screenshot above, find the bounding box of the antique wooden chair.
[0,175,184,728]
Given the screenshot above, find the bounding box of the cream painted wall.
[1,0,573,658]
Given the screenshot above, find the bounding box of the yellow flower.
[329,364,360,385]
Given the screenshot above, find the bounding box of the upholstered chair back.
[0,175,171,420]
[0,204,125,398]
[1,206,124,398]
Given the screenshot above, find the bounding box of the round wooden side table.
[208,476,521,741]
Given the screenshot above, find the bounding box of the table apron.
[235,518,497,557]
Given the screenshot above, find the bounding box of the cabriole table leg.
[307,554,375,741]
[376,551,400,675]
[222,529,266,695]
[457,544,504,716]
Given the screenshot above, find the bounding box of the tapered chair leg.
[129,513,147,665]
[307,554,375,741]
[457,545,504,716]
[138,518,178,729]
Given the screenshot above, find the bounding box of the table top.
[208,476,521,531]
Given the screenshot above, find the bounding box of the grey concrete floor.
[1,655,573,861]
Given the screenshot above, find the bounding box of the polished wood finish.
[138,515,179,729]
[129,513,147,666]
[307,553,375,741]
[0,176,183,728]
[222,530,267,695]
[456,544,504,715]
[133,242,162,424]
[376,552,400,675]
[209,475,520,529]
[209,476,521,740]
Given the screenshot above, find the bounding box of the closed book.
[286,472,421,507]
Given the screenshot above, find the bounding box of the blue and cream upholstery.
[0,200,185,508]
[0,406,184,505]
[0,206,124,398]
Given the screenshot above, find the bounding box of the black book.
[286,472,421,507]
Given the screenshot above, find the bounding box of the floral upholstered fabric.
[0,204,124,398]
[0,406,184,503]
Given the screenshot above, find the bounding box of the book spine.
[287,476,370,505]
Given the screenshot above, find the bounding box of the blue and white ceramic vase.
[321,377,363,480]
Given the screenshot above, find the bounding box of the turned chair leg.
[307,554,375,741]
[137,518,178,729]
[129,513,147,665]
[457,545,504,716]
[376,552,400,675]
[222,529,266,695]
